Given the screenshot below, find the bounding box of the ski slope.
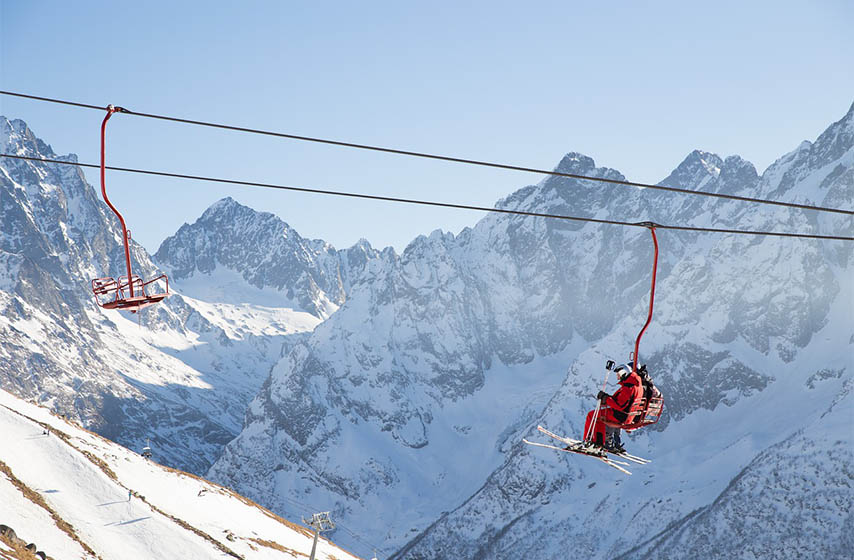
[0,389,361,560]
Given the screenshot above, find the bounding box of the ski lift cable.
[1,153,851,241]
[1,90,853,218]
[333,523,388,556]
[280,496,318,515]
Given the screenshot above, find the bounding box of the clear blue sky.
[2,0,852,253]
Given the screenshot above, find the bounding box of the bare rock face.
[0,524,19,541]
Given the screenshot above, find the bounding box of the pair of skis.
[523,425,650,475]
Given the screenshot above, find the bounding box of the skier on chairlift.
[583,361,644,453]
[525,226,664,472]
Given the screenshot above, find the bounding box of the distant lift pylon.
[91,105,169,313]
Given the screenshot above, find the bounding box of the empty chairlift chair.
[90,105,169,313]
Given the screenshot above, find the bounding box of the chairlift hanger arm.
[631,225,658,375]
[100,106,136,298]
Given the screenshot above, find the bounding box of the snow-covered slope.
[0,388,360,560]
[210,103,853,558]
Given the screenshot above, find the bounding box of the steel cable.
[2,153,851,241]
[2,90,852,217]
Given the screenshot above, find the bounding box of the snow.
[0,394,220,558]
[0,470,95,559]
[0,389,361,560]
[175,266,310,311]
[180,293,320,340]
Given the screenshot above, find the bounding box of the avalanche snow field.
[0,389,360,560]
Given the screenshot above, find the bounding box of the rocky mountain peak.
[349,238,375,253]
[199,195,243,219]
[811,99,854,164]
[194,196,297,238]
[717,155,759,190]
[1,116,56,157]
[758,100,854,204]
[493,152,629,220]
[154,197,384,318]
[554,152,597,175]
[662,149,723,188]
[156,197,301,279]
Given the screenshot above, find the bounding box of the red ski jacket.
[605,371,644,423]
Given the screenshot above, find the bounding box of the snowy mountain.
[1,101,851,560]
[0,117,369,475]
[0,387,360,560]
[208,103,853,558]
[155,196,377,319]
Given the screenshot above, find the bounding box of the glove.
[596,390,609,402]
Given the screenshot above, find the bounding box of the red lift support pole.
[631,224,659,375]
[100,105,135,298]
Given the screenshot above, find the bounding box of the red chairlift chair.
[601,394,664,432]
[91,105,169,313]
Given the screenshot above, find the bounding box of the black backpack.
[638,365,661,401]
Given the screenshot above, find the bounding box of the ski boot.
[604,436,626,455]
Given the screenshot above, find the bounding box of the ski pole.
[584,366,611,443]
